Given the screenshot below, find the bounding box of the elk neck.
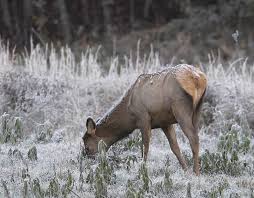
[95,91,136,148]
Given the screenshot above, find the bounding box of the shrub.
[201,179,229,198]
[0,113,23,144]
[138,163,151,193]
[125,179,144,198]
[28,146,38,161]
[94,140,114,198]
[218,125,250,155]
[201,149,244,176]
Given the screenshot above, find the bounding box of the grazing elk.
[83,64,207,175]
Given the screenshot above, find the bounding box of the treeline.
[0,0,253,51]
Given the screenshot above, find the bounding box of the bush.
[201,149,243,176]
[94,140,114,198]
[0,113,23,144]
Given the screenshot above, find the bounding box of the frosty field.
[0,42,254,197]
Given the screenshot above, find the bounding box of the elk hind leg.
[172,102,200,175]
[162,125,187,170]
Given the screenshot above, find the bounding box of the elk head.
[82,117,101,157]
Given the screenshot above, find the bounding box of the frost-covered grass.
[0,41,254,197]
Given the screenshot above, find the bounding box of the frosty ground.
[0,42,254,197]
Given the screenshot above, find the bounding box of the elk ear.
[86,117,96,135]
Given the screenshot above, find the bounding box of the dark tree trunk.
[23,0,32,47]
[57,0,71,43]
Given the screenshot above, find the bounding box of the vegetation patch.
[0,42,254,197]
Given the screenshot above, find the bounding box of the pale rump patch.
[175,65,207,107]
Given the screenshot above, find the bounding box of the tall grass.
[19,41,161,82]
[0,40,16,71]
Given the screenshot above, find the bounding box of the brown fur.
[83,64,207,175]
[175,65,207,107]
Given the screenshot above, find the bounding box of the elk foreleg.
[140,124,151,162]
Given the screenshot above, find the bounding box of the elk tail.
[175,66,207,109]
[175,65,207,128]
[192,88,206,129]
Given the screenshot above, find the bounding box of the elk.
[83,64,207,175]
